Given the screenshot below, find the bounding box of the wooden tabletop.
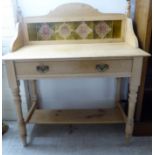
[2,43,149,61]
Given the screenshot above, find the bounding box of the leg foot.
[19,122,27,146]
[125,133,131,144]
[21,135,27,146]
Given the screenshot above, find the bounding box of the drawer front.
[15,59,132,79]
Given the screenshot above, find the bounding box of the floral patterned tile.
[55,22,75,40]
[27,20,122,41]
[94,21,112,39]
[37,23,55,40]
[75,21,94,39]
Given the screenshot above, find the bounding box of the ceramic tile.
[37,23,55,40]
[55,22,76,40]
[112,20,122,38]
[27,24,37,41]
[75,21,93,39]
[94,21,112,39]
[27,20,122,41]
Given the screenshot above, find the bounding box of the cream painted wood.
[2,3,150,145]
[3,43,149,61]
[125,18,138,47]
[117,103,127,122]
[29,108,126,124]
[11,23,25,52]
[28,39,124,45]
[125,57,143,142]
[5,61,18,89]
[24,12,126,23]
[25,101,37,123]
[5,61,27,146]
[14,59,132,79]
[12,87,27,146]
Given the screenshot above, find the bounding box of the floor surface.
[2,121,152,155]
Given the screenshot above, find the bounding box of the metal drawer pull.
[96,64,109,72]
[36,64,49,73]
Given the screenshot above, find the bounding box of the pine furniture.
[2,3,149,146]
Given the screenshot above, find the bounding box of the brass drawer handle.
[36,64,49,73]
[96,64,109,72]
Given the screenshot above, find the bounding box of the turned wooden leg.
[125,84,139,143]
[5,61,27,145]
[125,57,143,143]
[12,86,27,146]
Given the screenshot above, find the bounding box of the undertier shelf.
[28,107,126,124]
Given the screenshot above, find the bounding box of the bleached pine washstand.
[2,3,150,146]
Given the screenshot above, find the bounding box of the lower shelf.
[28,107,126,124]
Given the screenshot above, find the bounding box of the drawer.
[15,59,132,79]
